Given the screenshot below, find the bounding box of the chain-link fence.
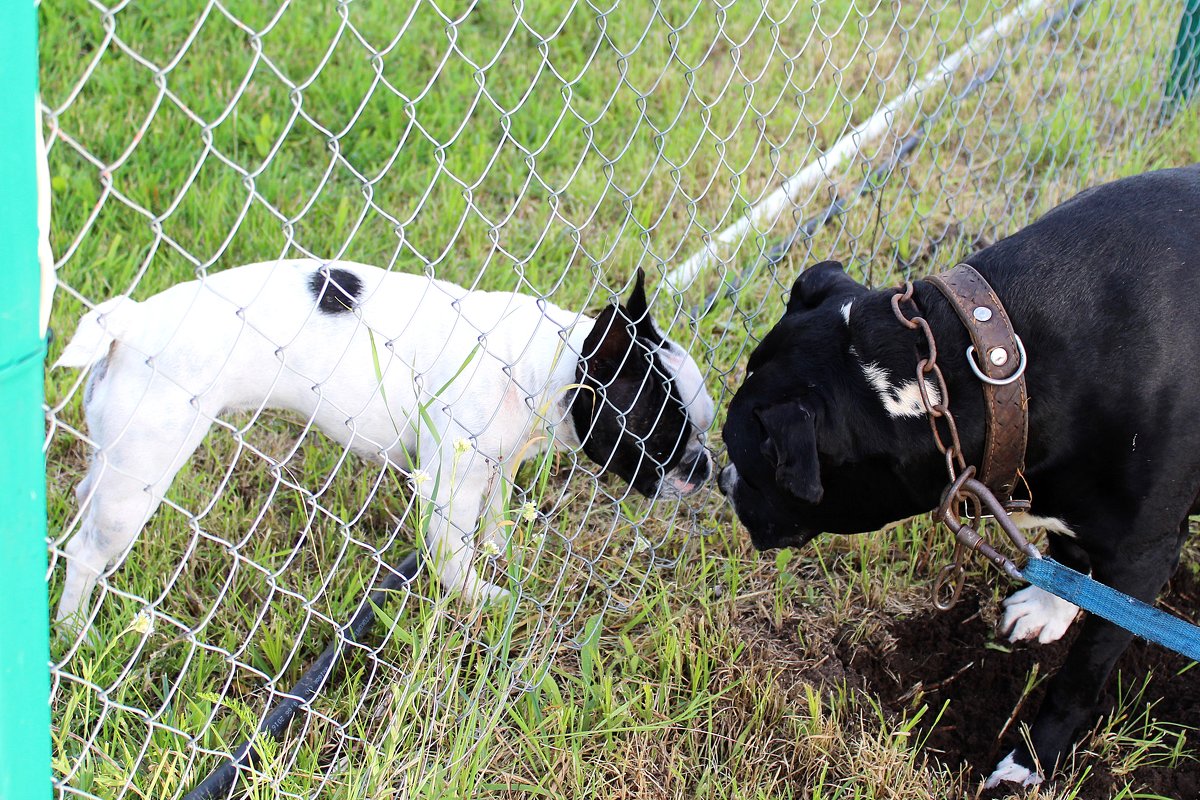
[36,1,1198,797]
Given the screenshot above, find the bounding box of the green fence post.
[0,1,52,799]
[1167,0,1200,107]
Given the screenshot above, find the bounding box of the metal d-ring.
[966,334,1027,386]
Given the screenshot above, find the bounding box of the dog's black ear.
[574,304,630,430]
[577,270,661,392]
[787,260,863,313]
[622,268,663,344]
[755,402,823,503]
[581,303,636,369]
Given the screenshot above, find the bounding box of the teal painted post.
[0,1,52,799]
[1167,0,1200,107]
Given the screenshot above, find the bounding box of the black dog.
[718,164,1200,787]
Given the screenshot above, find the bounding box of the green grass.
[40,1,1200,798]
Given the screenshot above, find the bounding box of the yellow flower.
[130,610,154,636]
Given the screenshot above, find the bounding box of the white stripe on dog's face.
[657,340,715,435]
[840,301,852,325]
[653,335,714,497]
[859,361,940,418]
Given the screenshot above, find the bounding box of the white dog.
[55,260,714,628]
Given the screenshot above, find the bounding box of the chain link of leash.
[891,282,968,481]
[891,282,984,610]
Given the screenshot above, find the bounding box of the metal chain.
[890,281,967,483]
[891,281,993,610]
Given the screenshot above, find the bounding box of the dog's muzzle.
[661,448,712,497]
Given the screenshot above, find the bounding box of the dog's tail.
[55,296,141,369]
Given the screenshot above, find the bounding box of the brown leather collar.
[926,264,1029,508]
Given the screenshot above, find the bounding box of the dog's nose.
[718,464,736,496]
[659,449,713,498]
[685,449,712,486]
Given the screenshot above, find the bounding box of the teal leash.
[1020,557,1200,662]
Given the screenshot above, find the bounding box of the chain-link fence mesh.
[40,1,1197,797]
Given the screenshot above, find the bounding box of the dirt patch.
[848,568,1200,798]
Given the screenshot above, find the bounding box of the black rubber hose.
[182,550,422,800]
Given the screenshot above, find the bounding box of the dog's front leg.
[986,521,1186,788]
[988,611,1142,789]
[415,442,510,604]
[1002,530,1088,645]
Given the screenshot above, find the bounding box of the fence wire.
[39,1,1194,797]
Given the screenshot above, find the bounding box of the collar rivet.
[989,347,1009,366]
[973,306,993,322]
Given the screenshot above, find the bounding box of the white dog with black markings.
[55,260,714,630]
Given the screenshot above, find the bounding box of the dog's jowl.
[719,165,1200,787]
[56,261,713,631]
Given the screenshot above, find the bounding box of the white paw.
[1001,585,1079,644]
[458,574,512,605]
[984,751,1044,789]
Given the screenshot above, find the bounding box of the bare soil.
[850,569,1200,799]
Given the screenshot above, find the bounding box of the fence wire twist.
[39,1,1195,797]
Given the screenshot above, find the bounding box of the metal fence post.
[0,1,52,799]
[1167,0,1200,107]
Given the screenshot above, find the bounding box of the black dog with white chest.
[719,164,1200,787]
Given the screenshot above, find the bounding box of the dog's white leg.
[57,469,160,628]
[58,384,218,630]
[416,441,510,604]
[984,751,1044,789]
[58,536,104,630]
[1001,584,1080,644]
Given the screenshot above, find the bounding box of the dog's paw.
[1001,585,1079,644]
[457,575,512,606]
[984,751,1044,789]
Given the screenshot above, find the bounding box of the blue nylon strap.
[1021,558,1200,663]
